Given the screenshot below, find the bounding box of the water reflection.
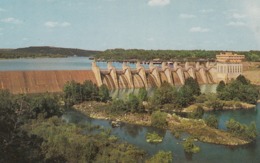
[119,123,143,138]
[110,84,217,99]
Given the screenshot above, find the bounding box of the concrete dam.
[0,53,245,94]
[92,61,217,89]
[0,70,97,94]
[0,61,216,94]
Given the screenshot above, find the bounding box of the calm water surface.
[63,104,260,163]
[0,57,145,71]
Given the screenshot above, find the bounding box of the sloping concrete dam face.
[0,70,97,94]
[92,61,218,89]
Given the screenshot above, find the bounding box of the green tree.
[151,111,168,128]
[182,137,200,154]
[216,80,225,93]
[98,84,110,102]
[175,85,194,107]
[204,93,224,110]
[236,75,250,85]
[82,80,99,101]
[188,105,204,119]
[109,99,127,114]
[63,80,100,106]
[146,151,172,163]
[0,90,44,162]
[184,77,201,96]
[127,93,144,113]
[151,83,177,106]
[226,118,257,141]
[218,79,258,104]
[0,90,17,153]
[63,80,81,106]
[138,87,148,101]
[204,115,218,128]
[30,94,62,119]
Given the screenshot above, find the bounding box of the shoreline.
[73,101,252,146]
[183,101,256,113]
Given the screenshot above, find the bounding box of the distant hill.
[0,46,101,58]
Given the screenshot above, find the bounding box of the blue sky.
[0,0,260,51]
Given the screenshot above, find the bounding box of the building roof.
[216,52,245,63]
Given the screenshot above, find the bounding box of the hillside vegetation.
[0,46,100,58]
[95,49,260,62]
[2,47,260,62]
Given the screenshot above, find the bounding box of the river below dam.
[63,105,260,163]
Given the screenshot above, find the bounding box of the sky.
[0,0,260,51]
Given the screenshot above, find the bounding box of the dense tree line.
[63,80,110,106]
[95,49,260,62]
[3,47,260,61]
[0,87,147,162]
[226,119,257,141]
[217,75,259,104]
[0,46,100,59]
[151,77,201,110]
[0,91,63,162]
[23,117,145,162]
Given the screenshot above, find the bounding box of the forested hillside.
[0,46,100,58]
[2,47,260,62]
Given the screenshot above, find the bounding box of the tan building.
[216,52,245,83]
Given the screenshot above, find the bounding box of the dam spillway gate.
[92,61,217,89]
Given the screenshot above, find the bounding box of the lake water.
[0,57,145,71]
[63,104,260,163]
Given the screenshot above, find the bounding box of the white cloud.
[146,37,155,42]
[44,21,71,28]
[232,13,246,19]
[227,21,247,27]
[22,38,29,41]
[189,27,210,33]
[200,9,214,14]
[180,14,196,19]
[1,17,22,24]
[148,0,170,7]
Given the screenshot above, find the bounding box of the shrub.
[146,132,163,143]
[226,119,257,141]
[151,111,168,128]
[182,137,200,154]
[204,115,218,128]
[30,94,62,119]
[98,84,110,102]
[109,99,127,114]
[127,94,145,113]
[216,80,225,93]
[184,77,201,96]
[188,105,204,119]
[138,87,148,101]
[218,77,258,104]
[146,151,172,163]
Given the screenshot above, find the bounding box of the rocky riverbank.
[73,101,252,146]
